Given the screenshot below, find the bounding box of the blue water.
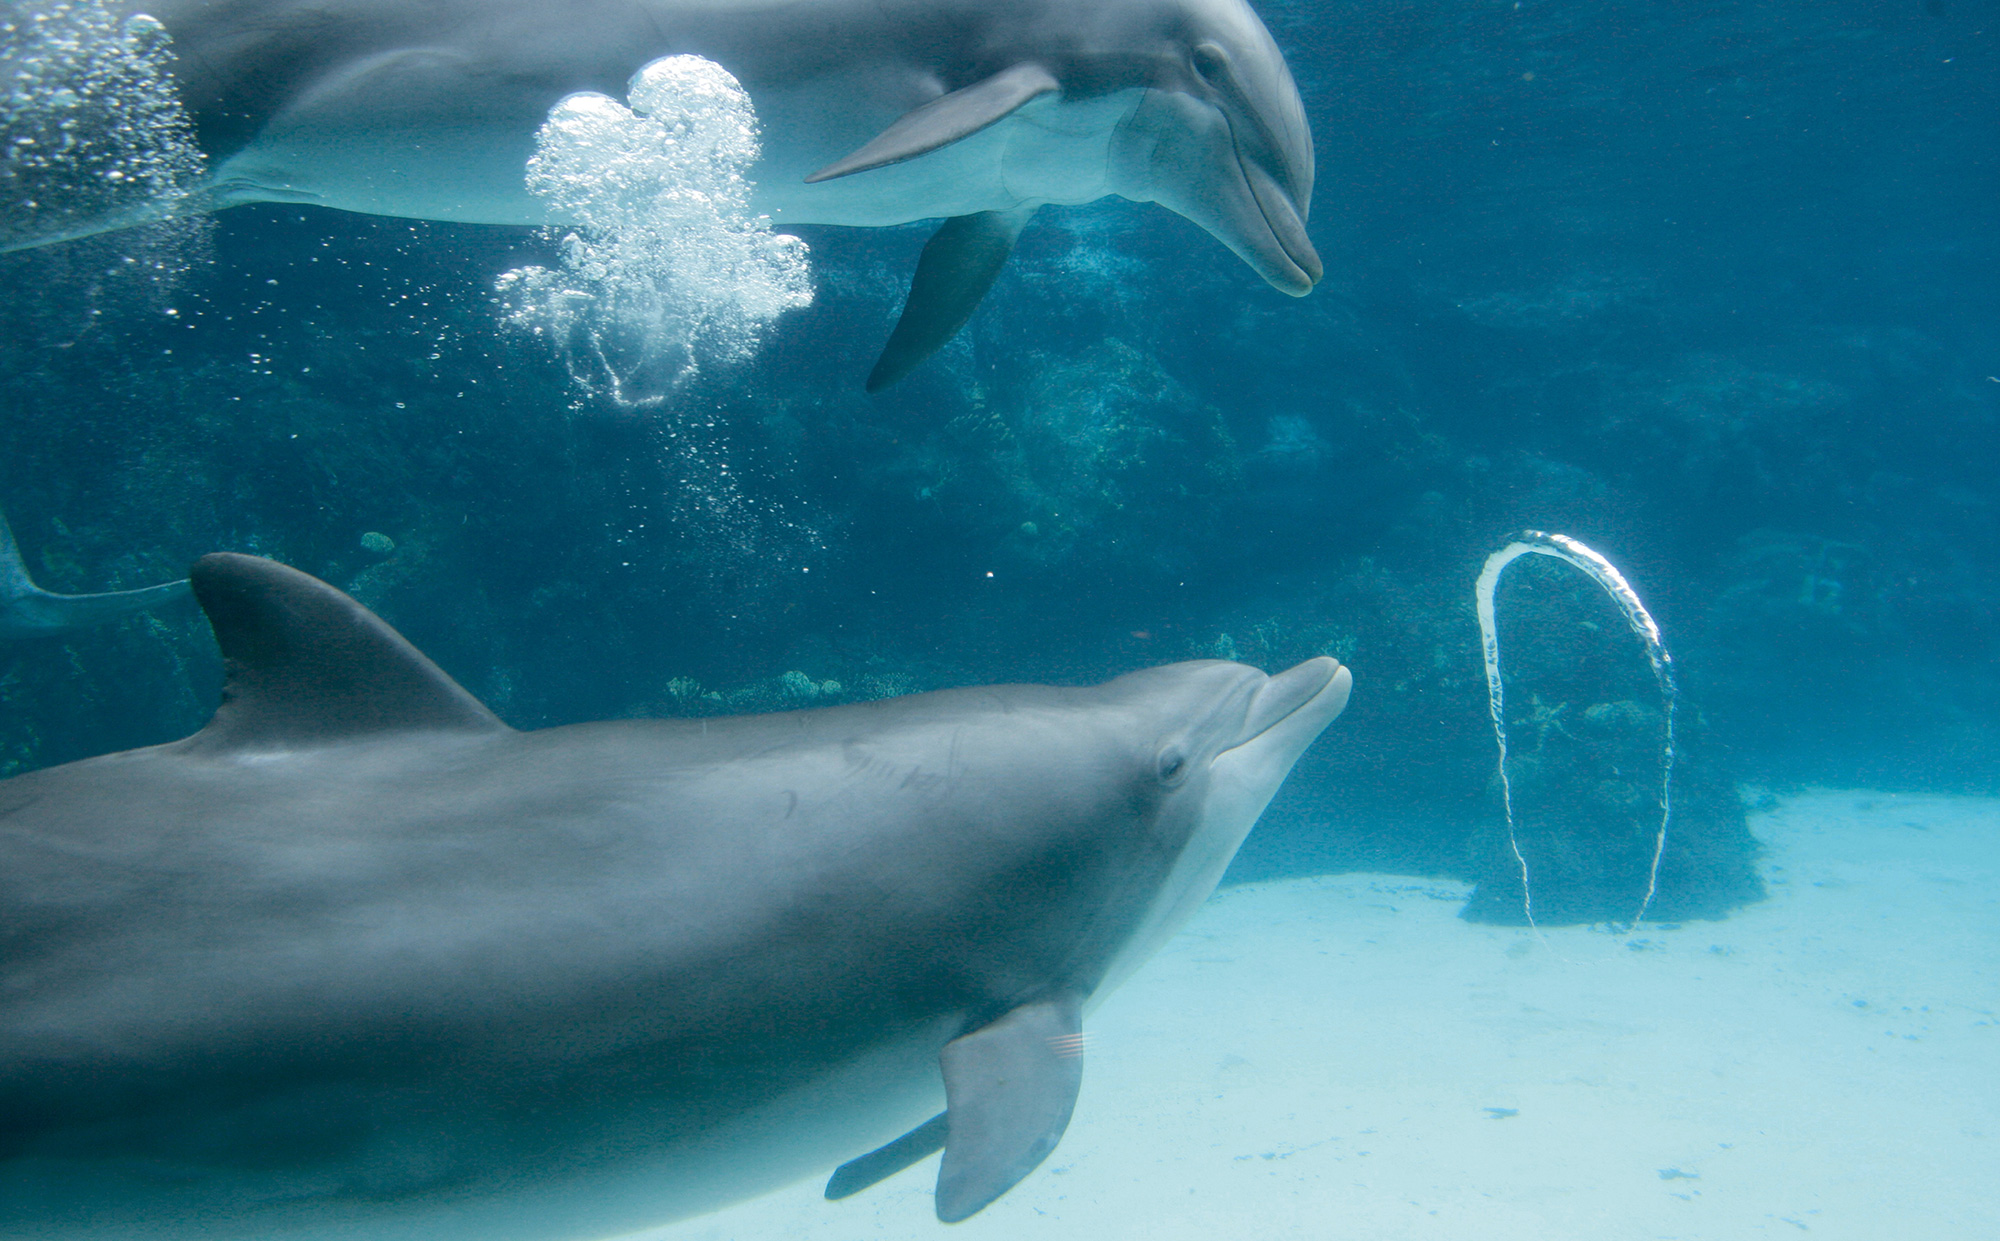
[1,0,1994,1236]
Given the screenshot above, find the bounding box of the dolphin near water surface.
[0,509,189,639]
[16,0,1320,387]
[0,552,1351,1236]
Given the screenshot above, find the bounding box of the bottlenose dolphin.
[0,553,1350,1236]
[0,508,188,639]
[20,0,1319,387]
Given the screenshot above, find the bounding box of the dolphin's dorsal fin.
[806,62,1059,183]
[933,992,1085,1222]
[182,552,506,752]
[867,206,1037,391]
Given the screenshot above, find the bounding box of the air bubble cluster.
[1,1,206,249]
[495,55,813,408]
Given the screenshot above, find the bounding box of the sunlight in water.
[495,55,815,409]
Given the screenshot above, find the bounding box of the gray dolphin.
[0,508,188,639]
[0,553,1350,1237]
[18,0,1319,387]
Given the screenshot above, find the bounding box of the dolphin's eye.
[1190,43,1230,90]
[1157,747,1189,785]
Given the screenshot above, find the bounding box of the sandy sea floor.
[643,790,1999,1241]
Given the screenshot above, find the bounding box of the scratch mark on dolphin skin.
[841,741,906,783]
[783,790,798,818]
[899,768,947,793]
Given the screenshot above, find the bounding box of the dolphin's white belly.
[4,1018,955,1241]
[208,78,1142,230]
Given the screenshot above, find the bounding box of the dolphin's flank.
[0,553,1350,1238]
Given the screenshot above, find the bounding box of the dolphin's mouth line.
[1252,173,1315,281]
[1220,121,1318,293]
[1219,658,1342,755]
[1192,45,1314,286]
[1187,53,1316,295]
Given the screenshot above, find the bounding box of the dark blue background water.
[2,0,1994,892]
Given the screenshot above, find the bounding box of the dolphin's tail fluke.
[0,509,190,639]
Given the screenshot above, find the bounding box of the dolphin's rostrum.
[14,0,1320,387]
[0,553,1350,1237]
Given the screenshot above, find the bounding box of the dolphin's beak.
[1233,656,1349,755]
[1239,158,1321,293]
[1111,75,1320,296]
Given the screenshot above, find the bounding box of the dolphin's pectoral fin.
[806,63,1059,184]
[181,553,508,752]
[933,992,1085,1222]
[0,509,190,640]
[825,1111,948,1200]
[867,206,1036,392]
